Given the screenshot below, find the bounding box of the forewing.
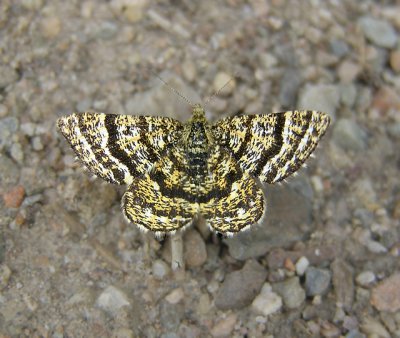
[212,110,330,183]
[199,147,265,234]
[57,113,183,184]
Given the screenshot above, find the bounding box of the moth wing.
[57,113,183,184]
[122,146,198,234]
[199,146,265,234]
[212,110,330,183]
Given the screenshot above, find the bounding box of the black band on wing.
[253,112,286,178]
[104,114,138,180]
[235,117,254,161]
[281,110,313,178]
[149,162,244,204]
[75,115,123,183]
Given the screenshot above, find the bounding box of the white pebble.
[295,256,310,276]
[213,72,236,96]
[165,287,184,304]
[251,283,283,316]
[311,176,324,193]
[152,259,170,279]
[366,240,388,254]
[96,286,130,314]
[32,136,44,151]
[356,271,376,287]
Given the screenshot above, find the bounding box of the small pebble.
[320,321,341,338]
[340,83,357,107]
[184,229,207,267]
[213,72,236,96]
[389,50,400,72]
[372,86,400,115]
[330,38,350,57]
[365,240,387,254]
[3,185,25,208]
[251,283,283,316]
[284,257,295,272]
[272,276,305,309]
[360,317,391,338]
[305,267,331,296]
[215,259,267,310]
[93,99,108,111]
[0,116,19,149]
[299,84,340,116]
[10,143,24,163]
[332,118,368,152]
[210,313,237,338]
[21,122,36,137]
[152,259,170,279]
[181,59,197,82]
[0,153,20,187]
[32,136,44,151]
[331,259,354,311]
[358,16,397,49]
[343,316,359,331]
[310,176,324,194]
[295,256,310,276]
[370,273,400,312]
[208,96,227,113]
[96,286,130,314]
[22,193,42,207]
[160,300,184,331]
[333,306,346,322]
[259,53,278,69]
[196,293,211,315]
[165,287,184,304]
[23,294,38,312]
[40,16,62,39]
[356,271,376,287]
[337,60,361,83]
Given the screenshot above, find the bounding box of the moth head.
[191,104,206,122]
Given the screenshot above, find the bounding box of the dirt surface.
[1,1,400,337]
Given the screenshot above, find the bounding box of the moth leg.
[171,232,185,277]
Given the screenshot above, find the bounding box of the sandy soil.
[0,1,400,337]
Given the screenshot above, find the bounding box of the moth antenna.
[153,72,194,107]
[204,71,237,109]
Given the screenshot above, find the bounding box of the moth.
[58,104,330,236]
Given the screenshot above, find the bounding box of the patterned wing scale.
[122,144,265,234]
[212,110,330,184]
[57,113,183,185]
[122,173,198,233]
[199,147,265,234]
[122,146,198,233]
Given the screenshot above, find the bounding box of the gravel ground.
[1,1,400,337]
